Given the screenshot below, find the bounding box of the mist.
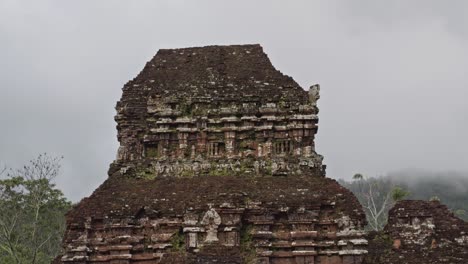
[1,0,468,201]
[387,169,468,195]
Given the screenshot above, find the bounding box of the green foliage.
[455,209,466,218]
[277,99,288,108]
[145,146,159,158]
[240,225,253,247]
[178,102,192,117]
[353,173,363,180]
[263,160,273,176]
[391,186,409,202]
[179,169,195,178]
[135,169,156,180]
[207,162,230,177]
[0,154,72,264]
[237,160,252,175]
[208,167,230,177]
[374,233,392,246]
[191,106,208,117]
[365,232,393,264]
[240,224,256,264]
[170,229,185,252]
[238,141,255,151]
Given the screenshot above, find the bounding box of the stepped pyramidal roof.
[128,44,308,101]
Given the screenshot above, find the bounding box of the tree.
[455,209,466,218]
[340,171,468,222]
[392,186,410,202]
[350,173,409,231]
[0,154,71,264]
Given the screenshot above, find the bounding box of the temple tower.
[61,44,367,264]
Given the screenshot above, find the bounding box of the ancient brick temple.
[365,200,468,264]
[61,44,368,263]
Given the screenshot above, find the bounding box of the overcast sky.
[1,0,467,201]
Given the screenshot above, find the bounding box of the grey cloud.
[338,0,468,37]
[1,0,467,201]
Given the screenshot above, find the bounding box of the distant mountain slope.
[339,169,468,223]
[386,169,468,220]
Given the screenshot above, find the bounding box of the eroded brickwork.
[114,44,324,178]
[365,200,468,264]
[60,44,367,263]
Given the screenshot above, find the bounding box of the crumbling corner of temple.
[365,200,468,264]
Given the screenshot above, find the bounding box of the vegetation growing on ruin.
[135,168,157,180]
[208,166,230,177]
[263,159,273,176]
[179,169,195,178]
[191,105,209,117]
[178,102,192,117]
[145,146,159,158]
[364,232,393,264]
[171,229,185,252]
[240,224,256,264]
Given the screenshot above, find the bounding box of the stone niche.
[59,44,367,264]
